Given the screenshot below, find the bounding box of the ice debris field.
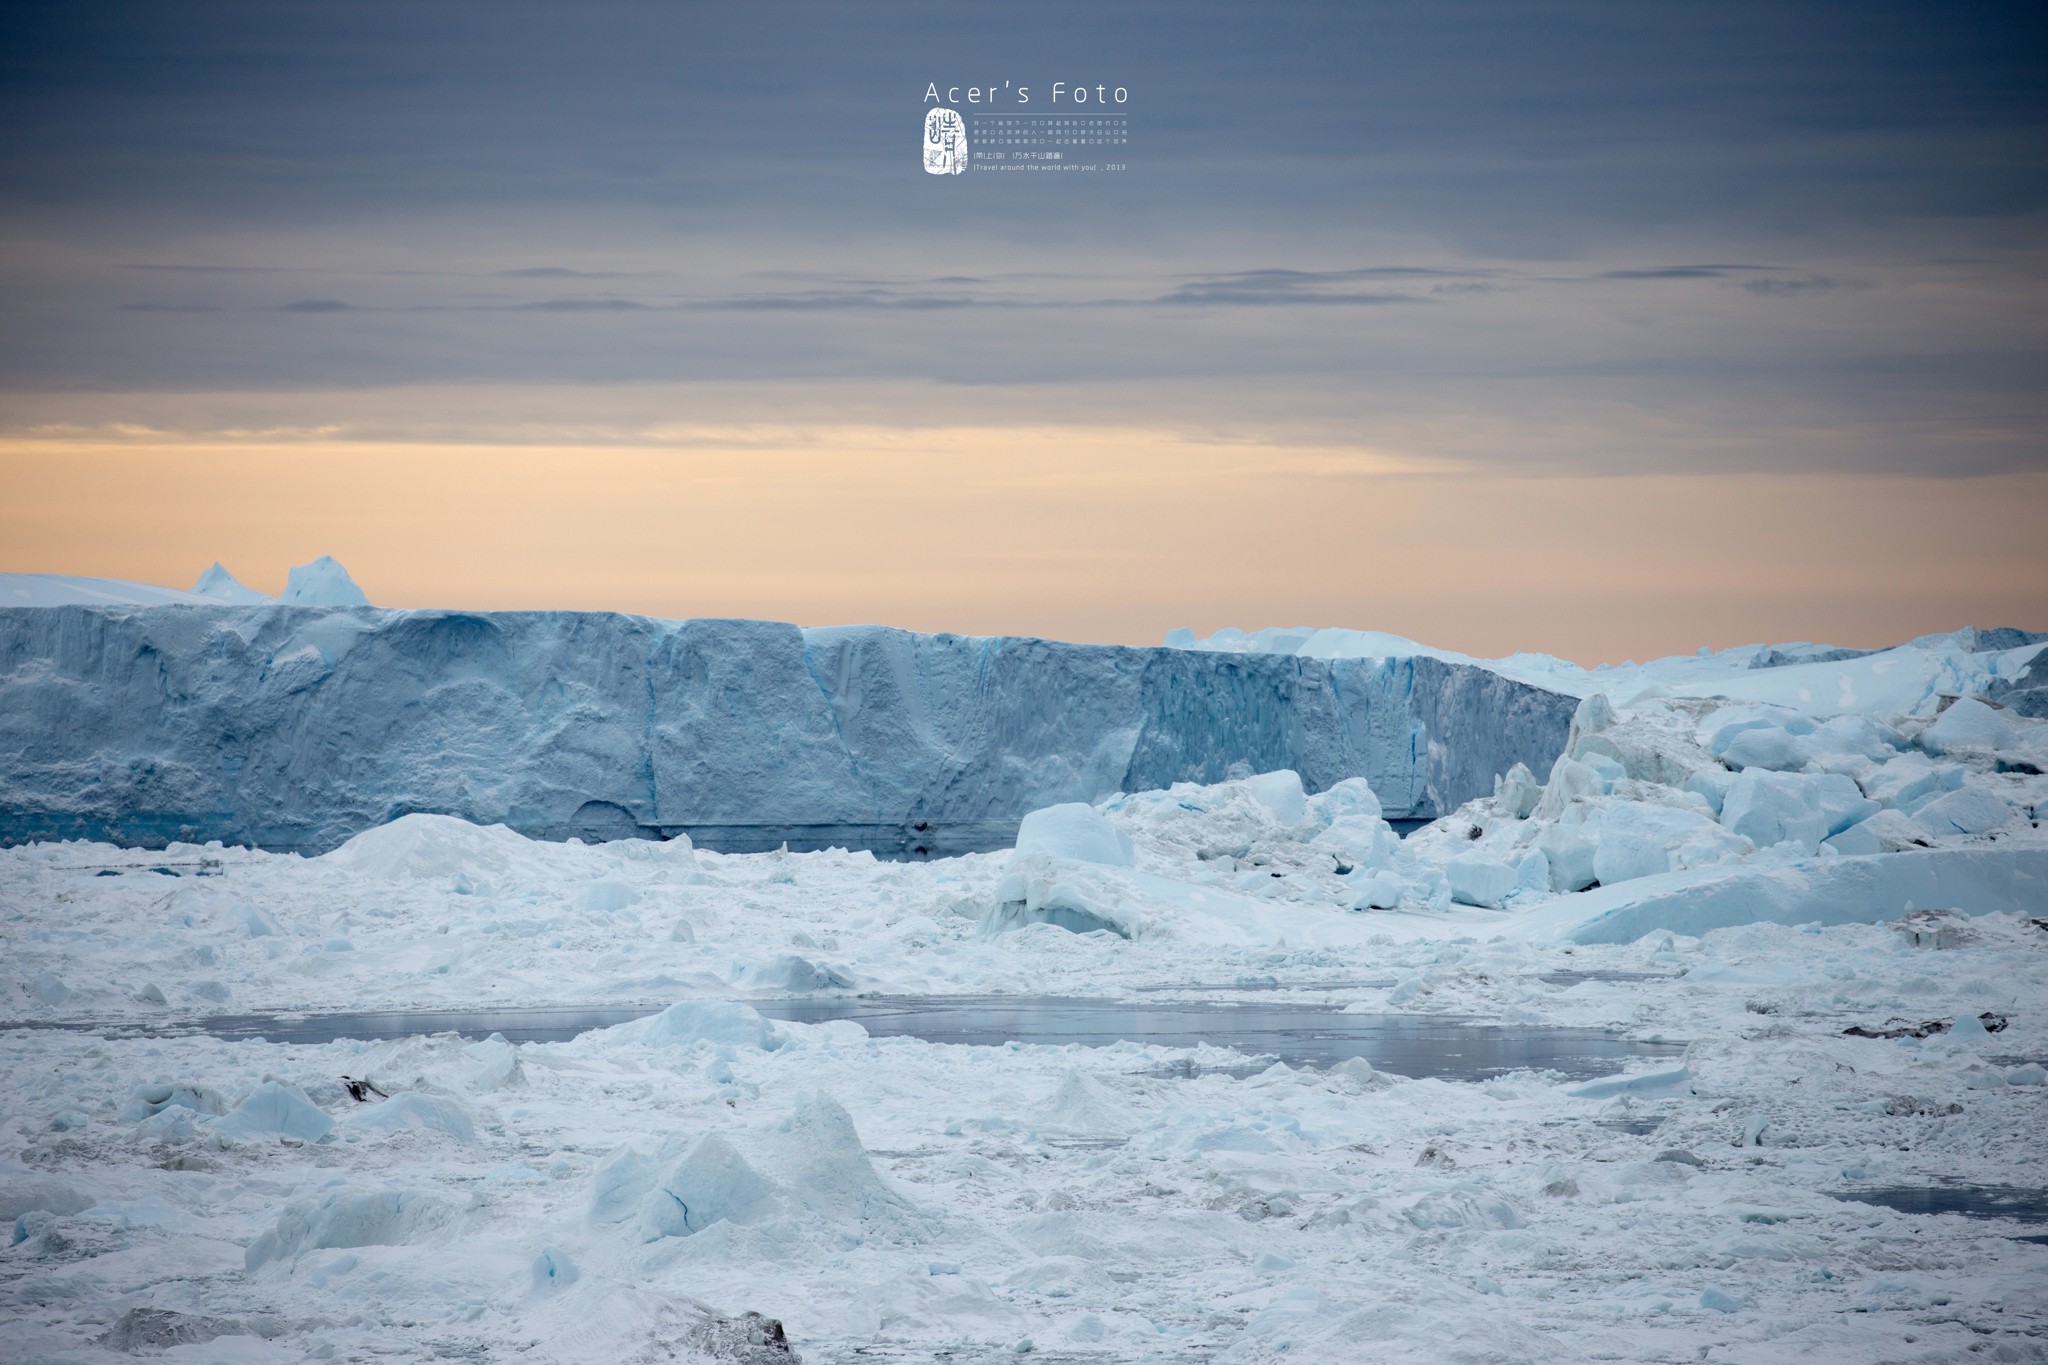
[2,585,2046,1363]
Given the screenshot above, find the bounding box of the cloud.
[507,297,649,311]
[1741,275,1848,297]
[2,0,2042,483]
[1153,268,1465,307]
[1597,265,1780,280]
[495,267,641,279]
[1155,284,1421,307]
[706,289,987,311]
[122,263,304,275]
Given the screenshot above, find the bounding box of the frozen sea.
[2,622,2046,1362]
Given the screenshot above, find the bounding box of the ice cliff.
[1171,623,2048,716]
[0,606,1576,854]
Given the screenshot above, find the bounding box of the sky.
[1,0,2044,662]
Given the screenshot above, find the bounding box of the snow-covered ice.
[2,618,2044,1361]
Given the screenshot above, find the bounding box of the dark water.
[8,996,1684,1083]
[1833,1185,2048,1240]
[1132,977,1397,993]
[1539,969,1683,987]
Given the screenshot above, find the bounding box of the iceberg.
[191,563,274,605]
[0,606,1576,853]
[279,555,371,607]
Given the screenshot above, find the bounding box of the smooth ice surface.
[0,605,1576,851]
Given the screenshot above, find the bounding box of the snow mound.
[601,1094,924,1247]
[279,555,370,607]
[342,1092,476,1142]
[320,814,530,884]
[245,1188,454,1268]
[606,1000,783,1051]
[769,1092,921,1229]
[1040,1070,1137,1135]
[211,1081,333,1143]
[638,1134,781,1239]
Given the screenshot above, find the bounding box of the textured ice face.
[0,606,1576,852]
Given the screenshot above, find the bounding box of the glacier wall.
[0,607,1576,854]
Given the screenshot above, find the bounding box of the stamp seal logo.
[923,108,967,175]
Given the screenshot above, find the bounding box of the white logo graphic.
[923,108,967,175]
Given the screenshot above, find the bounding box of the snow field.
[3,810,2046,1360]
[3,622,2045,1361]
